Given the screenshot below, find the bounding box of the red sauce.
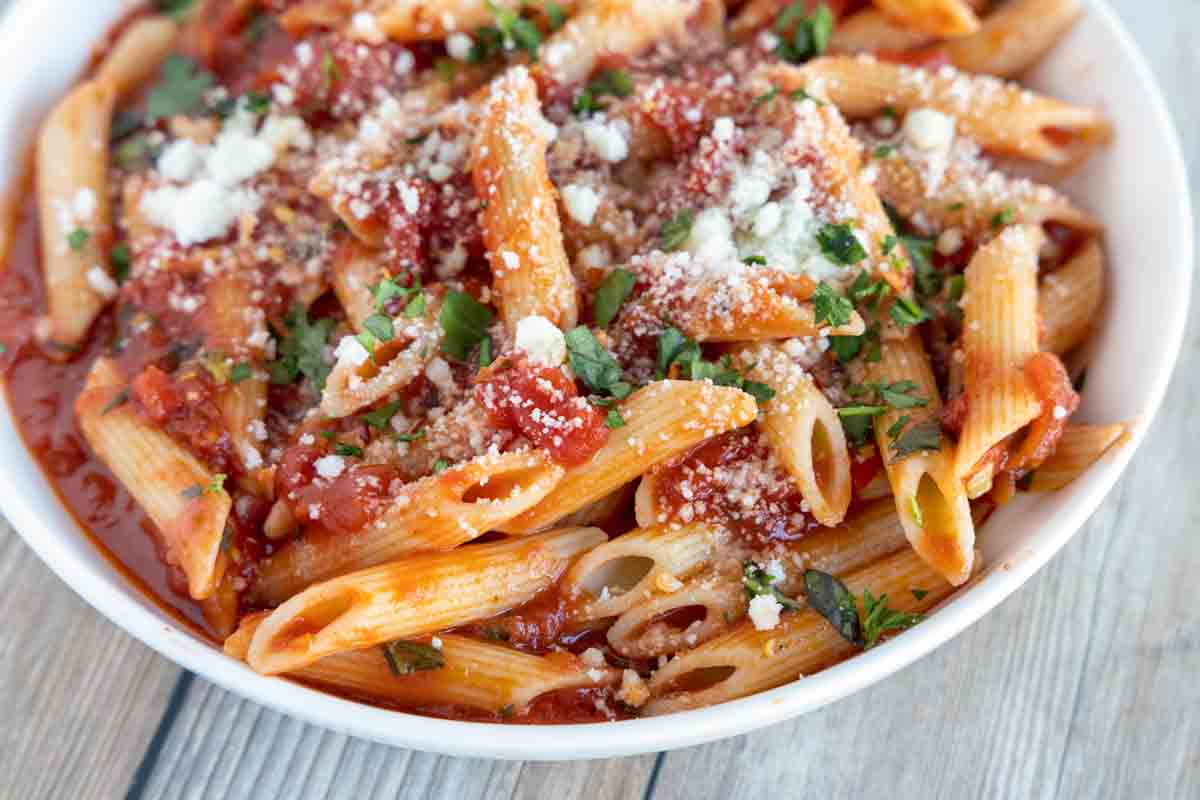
[131,364,240,478]
[475,357,609,466]
[650,430,818,547]
[850,449,883,493]
[275,440,399,536]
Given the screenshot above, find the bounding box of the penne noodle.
[216,375,270,493]
[330,241,386,331]
[865,333,975,585]
[246,526,606,674]
[801,55,1111,166]
[75,359,231,600]
[35,79,116,354]
[497,381,759,533]
[253,451,566,606]
[947,0,1083,78]
[730,343,852,526]
[201,571,240,640]
[472,66,578,335]
[373,0,579,42]
[644,546,954,714]
[830,8,935,54]
[228,615,617,715]
[1040,238,1104,356]
[955,225,1044,484]
[1026,423,1126,492]
[95,16,179,98]
[872,0,980,38]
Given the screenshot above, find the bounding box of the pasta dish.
[0,0,1126,722]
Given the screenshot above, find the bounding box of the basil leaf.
[593,268,635,328]
[438,291,494,360]
[655,326,698,378]
[803,569,862,645]
[816,222,867,265]
[363,313,394,343]
[381,640,445,676]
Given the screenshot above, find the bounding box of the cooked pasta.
[0,0,1123,723]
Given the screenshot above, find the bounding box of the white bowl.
[0,0,1190,760]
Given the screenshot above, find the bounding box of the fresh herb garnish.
[873,145,895,159]
[742,255,767,265]
[743,561,803,611]
[432,458,451,474]
[110,244,132,284]
[542,1,566,30]
[361,401,402,430]
[206,474,226,494]
[752,86,780,107]
[773,2,834,64]
[66,228,90,252]
[381,640,445,675]
[478,334,493,367]
[886,414,910,439]
[816,222,867,266]
[788,88,824,105]
[100,389,130,416]
[438,290,494,361]
[991,207,1016,228]
[146,55,214,123]
[604,408,625,429]
[361,313,395,345]
[803,569,861,643]
[593,268,635,328]
[565,327,632,399]
[268,305,335,390]
[229,363,252,384]
[572,69,634,115]
[911,588,928,601]
[396,430,426,443]
[861,589,923,648]
[659,209,694,252]
[840,413,875,448]
[889,294,929,328]
[837,405,887,419]
[321,47,341,89]
[846,271,891,309]
[848,380,928,410]
[155,0,195,21]
[654,327,775,403]
[812,282,853,328]
[471,1,543,63]
[334,442,363,457]
[888,419,942,460]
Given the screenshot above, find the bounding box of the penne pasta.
[216,374,270,493]
[75,359,231,600]
[644,545,954,714]
[801,55,1111,165]
[872,0,980,38]
[472,66,578,334]
[497,381,758,533]
[94,16,179,98]
[246,526,606,674]
[830,8,935,54]
[35,79,116,354]
[946,0,1083,78]
[954,225,1044,485]
[253,450,566,606]
[1040,238,1105,356]
[227,614,617,715]
[1026,423,1127,492]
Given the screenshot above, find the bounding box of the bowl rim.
[0,0,1191,761]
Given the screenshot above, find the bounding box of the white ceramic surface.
[0,0,1190,761]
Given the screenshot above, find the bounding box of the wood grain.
[0,1,1197,798]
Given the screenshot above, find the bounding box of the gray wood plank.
[0,518,182,800]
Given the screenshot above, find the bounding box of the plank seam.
[125,670,196,800]
[642,752,666,800]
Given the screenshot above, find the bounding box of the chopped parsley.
[788,88,824,105]
[840,413,874,448]
[848,380,928,410]
[146,55,214,123]
[361,313,394,347]
[572,69,634,115]
[816,222,867,265]
[752,86,780,107]
[396,430,426,443]
[381,640,445,675]
[478,334,494,368]
[66,228,90,252]
[773,2,834,64]
[229,363,253,384]
[991,207,1016,228]
[846,271,891,309]
[360,401,402,430]
[100,389,130,416]
[206,474,227,494]
[888,419,942,460]
[334,442,363,458]
[593,268,635,328]
[654,327,775,403]
[438,290,494,361]
[564,327,632,399]
[432,458,451,474]
[743,561,803,611]
[155,0,195,21]
[742,255,767,265]
[861,589,923,649]
[829,321,881,366]
[872,145,895,159]
[889,294,929,328]
[269,305,335,390]
[542,1,566,30]
[604,408,626,429]
[812,282,853,328]
[110,244,131,284]
[912,588,928,601]
[886,414,910,439]
[659,209,694,251]
[471,1,543,63]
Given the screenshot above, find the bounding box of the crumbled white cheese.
[158,139,205,182]
[140,181,262,247]
[446,32,474,61]
[580,647,606,668]
[748,594,783,631]
[561,183,600,225]
[515,315,566,366]
[85,266,118,300]
[334,335,371,367]
[205,128,276,186]
[936,226,964,256]
[259,115,313,153]
[616,669,649,708]
[313,455,346,479]
[712,116,735,143]
[350,11,385,43]
[1053,405,1069,420]
[431,636,443,650]
[582,118,628,162]
[903,108,955,152]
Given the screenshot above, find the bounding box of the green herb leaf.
[381,640,445,675]
[888,419,941,460]
[743,561,803,611]
[816,222,867,266]
[146,55,214,123]
[840,413,875,448]
[438,290,494,360]
[752,86,780,107]
[206,473,226,494]
[403,291,427,318]
[605,408,625,429]
[593,268,636,328]
[268,305,335,390]
[565,327,628,397]
[886,414,910,439]
[229,363,253,384]
[861,589,922,648]
[396,430,426,443]
[890,295,929,328]
[774,2,835,64]
[543,1,566,29]
[101,389,130,416]
[911,588,928,601]
[850,380,928,410]
[655,326,698,379]
[66,228,90,252]
[478,334,493,368]
[991,207,1016,228]
[110,244,132,284]
[872,145,895,159]
[572,69,634,115]
[334,442,363,457]
[812,282,853,328]
[432,458,451,474]
[363,313,395,343]
[659,209,694,251]
[803,569,861,645]
[838,405,887,418]
[155,0,196,21]
[361,401,402,430]
[742,255,767,265]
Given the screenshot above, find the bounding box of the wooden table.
[2,2,1197,798]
